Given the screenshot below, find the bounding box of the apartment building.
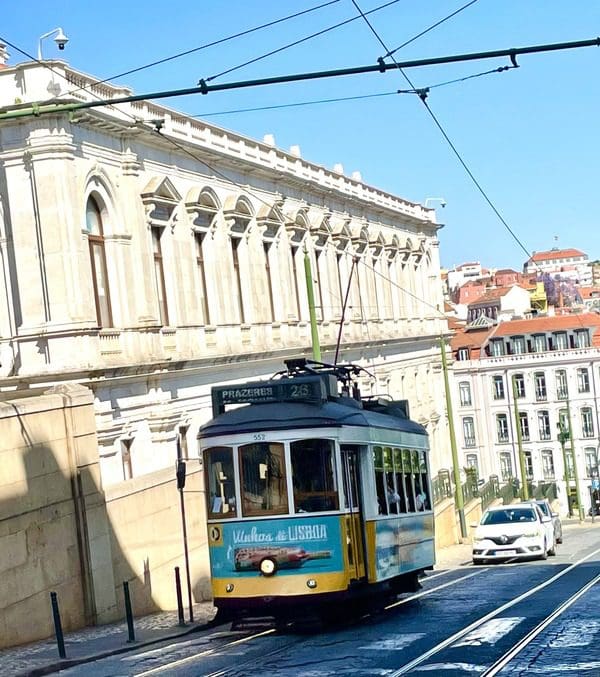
[451,313,600,515]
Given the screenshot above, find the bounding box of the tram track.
[130,567,489,676]
[389,545,600,676]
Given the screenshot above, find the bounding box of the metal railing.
[432,469,453,505]
[480,474,500,510]
[498,478,519,504]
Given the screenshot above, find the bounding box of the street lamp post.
[557,422,572,518]
[565,395,585,522]
[511,375,529,500]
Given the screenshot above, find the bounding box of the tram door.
[341,445,366,581]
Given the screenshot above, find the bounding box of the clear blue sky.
[4,1,600,270]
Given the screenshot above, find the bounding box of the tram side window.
[204,446,237,519]
[240,442,288,517]
[393,447,408,514]
[384,447,400,514]
[373,446,388,515]
[402,449,416,511]
[291,439,339,513]
[417,450,430,511]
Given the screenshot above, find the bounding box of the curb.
[16,619,216,677]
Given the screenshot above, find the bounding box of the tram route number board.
[212,376,327,412]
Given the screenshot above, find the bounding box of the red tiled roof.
[529,248,586,263]
[579,287,600,299]
[467,285,526,306]
[492,313,600,338]
[495,268,519,275]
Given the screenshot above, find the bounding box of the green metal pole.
[511,376,529,500]
[566,395,584,521]
[558,432,572,517]
[303,248,321,362]
[439,336,467,539]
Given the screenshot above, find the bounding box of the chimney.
[263,133,276,146]
[289,144,301,157]
[333,163,344,174]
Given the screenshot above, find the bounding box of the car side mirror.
[551,512,559,518]
[542,516,551,523]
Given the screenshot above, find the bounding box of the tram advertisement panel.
[374,514,434,580]
[208,516,344,576]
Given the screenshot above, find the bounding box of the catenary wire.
[184,65,515,118]
[203,0,403,83]
[387,0,481,57]
[349,0,540,269]
[351,0,592,334]
[61,0,342,98]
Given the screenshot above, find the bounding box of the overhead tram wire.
[61,0,343,98]
[349,0,540,267]
[386,0,481,57]
[185,66,516,119]
[201,0,404,84]
[350,0,593,336]
[2,37,598,122]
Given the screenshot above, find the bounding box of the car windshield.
[536,502,550,516]
[481,508,537,525]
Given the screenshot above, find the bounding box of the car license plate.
[503,550,517,556]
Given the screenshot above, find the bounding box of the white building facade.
[0,59,450,486]
[451,315,600,515]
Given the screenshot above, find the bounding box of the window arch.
[85,195,113,328]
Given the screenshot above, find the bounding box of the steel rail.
[389,544,600,675]
[482,570,600,676]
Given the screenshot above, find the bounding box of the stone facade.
[0,59,450,487]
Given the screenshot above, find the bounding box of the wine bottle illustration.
[234,546,331,571]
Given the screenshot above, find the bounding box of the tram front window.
[291,439,339,513]
[204,446,237,519]
[240,442,288,516]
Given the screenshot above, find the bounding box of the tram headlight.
[260,558,277,577]
[306,579,317,589]
[226,583,234,593]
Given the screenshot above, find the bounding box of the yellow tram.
[201,359,435,624]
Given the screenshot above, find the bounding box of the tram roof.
[199,399,427,438]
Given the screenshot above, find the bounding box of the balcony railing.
[464,437,476,448]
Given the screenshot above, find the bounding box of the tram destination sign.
[212,376,327,415]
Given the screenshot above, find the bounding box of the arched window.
[85,196,113,327]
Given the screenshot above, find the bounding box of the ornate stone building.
[0,58,449,486]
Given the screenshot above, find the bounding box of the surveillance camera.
[54,29,68,51]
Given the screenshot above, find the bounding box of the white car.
[472,503,556,564]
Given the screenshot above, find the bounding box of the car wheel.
[548,541,556,556]
[557,536,563,544]
[472,558,485,565]
[539,539,548,560]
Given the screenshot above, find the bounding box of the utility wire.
[62,0,342,98]
[350,0,538,268]
[185,64,515,119]
[387,0,481,57]
[203,0,403,83]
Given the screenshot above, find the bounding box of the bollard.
[175,566,185,626]
[123,581,136,643]
[50,592,66,659]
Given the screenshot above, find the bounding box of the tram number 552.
[253,433,266,441]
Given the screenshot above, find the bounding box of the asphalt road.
[54,522,600,676]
